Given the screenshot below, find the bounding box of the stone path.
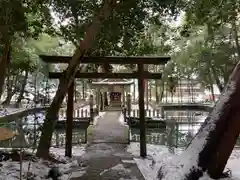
[72,111,144,180]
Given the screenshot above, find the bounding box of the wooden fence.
[59,108,90,118]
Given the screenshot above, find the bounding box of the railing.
[124,103,212,148]
[0,121,88,149]
[59,108,90,119]
[0,106,99,149]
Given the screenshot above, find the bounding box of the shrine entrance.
[40,55,170,157]
[110,92,121,107]
[90,78,134,111]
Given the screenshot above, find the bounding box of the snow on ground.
[0,145,87,180]
[127,142,240,180]
[118,113,126,125]
[0,108,27,117]
[93,111,106,125]
[50,145,86,157]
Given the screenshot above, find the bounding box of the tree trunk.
[211,65,224,93]
[210,84,215,101]
[158,62,240,179]
[196,62,240,177]
[36,0,119,158]
[158,80,164,103]
[155,80,159,103]
[232,20,240,60]
[2,74,18,106]
[15,70,28,107]
[0,42,11,99]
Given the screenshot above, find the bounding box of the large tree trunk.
[15,70,28,107]
[0,42,11,98]
[158,62,240,179]
[36,0,119,158]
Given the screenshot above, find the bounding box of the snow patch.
[111,163,131,173]
[122,159,136,164]
[0,145,86,179]
[0,108,27,117]
[118,113,127,126]
[0,158,85,180]
[50,145,86,157]
[93,111,106,125]
[128,143,240,180]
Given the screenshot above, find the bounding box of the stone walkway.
[72,111,144,180]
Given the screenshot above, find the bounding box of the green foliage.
[0,0,52,41]
[50,0,186,56]
[184,0,240,34]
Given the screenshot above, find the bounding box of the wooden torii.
[40,55,170,157]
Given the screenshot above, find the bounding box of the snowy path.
[73,111,144,180]
[90,111,128,143]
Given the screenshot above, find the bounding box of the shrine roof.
[91,79,134,85]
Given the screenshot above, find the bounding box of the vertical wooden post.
[138,63,146,157]
[144,65,149,109]
[133,81,136,103]
[97,88,101,112]
[127,94,131,117]
[127,94,132,144]
[123,89,126,107]
[89,94,94,121]
[95,90,98,110]
[65,81,74,157]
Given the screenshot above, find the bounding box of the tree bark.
[0,42,11,99]
[232,20,240,60]
[155,80,159,103]
[159,62,240,180]
[36,0,119,158]
[15,70,28,107]
[210,84,215,101]
[2,74,18,106]
[158,80,164,103]
[211,65,224,93]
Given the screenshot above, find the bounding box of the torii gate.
[40,55,170,157]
